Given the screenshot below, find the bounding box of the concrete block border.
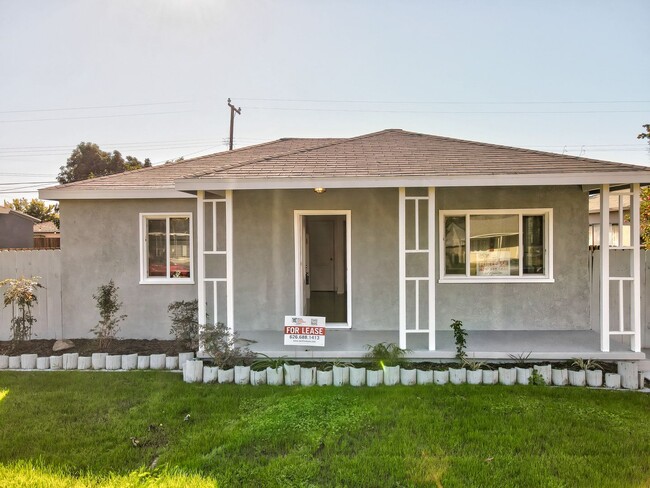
[0,352,194,372]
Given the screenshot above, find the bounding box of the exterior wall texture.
[59,199,197,339]
[436,186,590,330]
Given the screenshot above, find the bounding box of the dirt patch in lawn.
[0,339,191,356]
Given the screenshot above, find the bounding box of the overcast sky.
[1,0,649,201]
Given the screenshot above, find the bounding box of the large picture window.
[440,209,552,283]
[140,213,193,284]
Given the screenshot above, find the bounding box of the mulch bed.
[0,339,190,356]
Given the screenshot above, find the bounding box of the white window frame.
[139,212,194,285]
[439,208,554,283]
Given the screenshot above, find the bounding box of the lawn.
[0,371,649,487]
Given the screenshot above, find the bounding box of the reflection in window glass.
[147,219,167,277]
[523,216,544,274]
[444,216,466,274]
[469,214,519,276]
[169,218,190,278]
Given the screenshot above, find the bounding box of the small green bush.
[91,280,126,350]
[0,276,43,341]
[168,299,199,351]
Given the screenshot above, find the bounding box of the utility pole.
[227,98,241,151]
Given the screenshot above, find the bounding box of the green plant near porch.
[250,353,291,371]
[200,322,255,369]
[364,342,410,368]
[0,276,43,341]
[91,280,126,351]
[168,299,199,351]
[449,319,467,360]
[572,357,603,371]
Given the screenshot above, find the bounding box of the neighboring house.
[588,192,632,247]
[40,129,650,359]
[0,205,39,249]
[33,221,61,249]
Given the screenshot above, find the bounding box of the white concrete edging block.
[250,369,267,386]
[349,367,366,386]
[300,367,316,386]
[533,365,552,385]
[49,356,62,370]
[217,367,234,384]
[234,365,250,385]
[20,354,37,369]
[266,366,283,386]
[91,353,107,370]
[150,354,166,370]
[0,355,8,369]
[78,356,92,370]
[183,360,203,383]
[332,366,349,386]
[551,368,568,386]
[482,370,499,385]
[105,355,121,370]
[516,367,532,385]
[498,368,516,385]
[203,366,219,384]
[165,356,179,370]
[434,370,449,385]
[284,364,301,386]
[121,354,138,371]
[605,373,621,389]
[467,370,482,385]
[449,367,467,385]
[568,370,586,387]
[586,369,603,387]
[317,370,333,386]
[178,352,195,370]
[366,369,383,387]
[137,355,150,370]
[400,368,417,386]
[618,362,639,390]
[62,353,79,370]
[383,365,400,386]
[416,369,433,385]
[9,356,21,369]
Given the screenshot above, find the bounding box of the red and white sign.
[284,316,326,347]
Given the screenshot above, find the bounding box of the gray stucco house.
[40,129,650,360]
[0,205,39,249]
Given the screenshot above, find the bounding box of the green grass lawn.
[0,371,649,487]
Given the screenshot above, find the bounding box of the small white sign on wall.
[284,316,326,347]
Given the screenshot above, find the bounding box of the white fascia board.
[174,172,650,191]
[39,188,195,200]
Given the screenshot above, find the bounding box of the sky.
[0,0,649,202]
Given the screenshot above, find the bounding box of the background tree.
[57,142,152,184]
[4,198,59,228]
[638,124,650,141]
[636,125,650,248]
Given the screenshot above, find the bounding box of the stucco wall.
[233,189,399,331]
[59,199,197,339]
[0,214,34,248]
[436,186,590,330]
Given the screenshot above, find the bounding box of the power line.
[237,97,650,105]
[243,106,650,115]
[0,100,192,114]
[0,110,193,124]
[0,181,56,186]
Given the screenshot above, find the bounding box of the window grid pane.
[523,215,544,274]
[444,216,466,275]
[147,219,167,277]
[469,214,519,276]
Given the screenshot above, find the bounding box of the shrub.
[0,276,43,341]
[364,342,409,368]
[201,322,254,369]
[91,280,126,350]
[168,299,199,351]
[449,319,467,361]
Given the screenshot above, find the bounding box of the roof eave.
[39,188,196,201]
[174,172,650,191]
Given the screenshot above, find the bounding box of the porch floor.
[235,329,646,361]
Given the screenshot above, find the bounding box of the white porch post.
[398,187,406,349]
[197,190,206,353]
[428,187,436,351]
[631,183,642,352]
[226,189,234,334]
[599,184,610,352]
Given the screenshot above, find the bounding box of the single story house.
[40,129,650,360]
[0,205,39,249]
[33,221,61,249]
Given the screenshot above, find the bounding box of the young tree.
[57,142,151,184]
[636,125,650,248]
[5,198,59,228]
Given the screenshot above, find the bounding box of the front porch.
[236,329,646,361]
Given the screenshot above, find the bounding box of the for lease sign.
[284,316,326,347]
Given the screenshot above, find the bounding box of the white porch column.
[428,187,436,351]
[398,187,406,349]
[197,190,206,354]
[631,183,642,352]
[599,184,610,352]
[226,189,234,334]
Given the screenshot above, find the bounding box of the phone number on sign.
[289,335,322,340]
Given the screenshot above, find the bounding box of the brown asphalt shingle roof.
[42,129,650,192]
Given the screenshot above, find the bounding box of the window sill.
[325,322,351,329]
[439,277,554,284]
[139,279,195,285]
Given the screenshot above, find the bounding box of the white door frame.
[294,209,352,328]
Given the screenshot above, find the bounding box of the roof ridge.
[186,129,400,178]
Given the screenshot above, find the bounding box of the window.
[140,213,193,284]
[440,209,552,282]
